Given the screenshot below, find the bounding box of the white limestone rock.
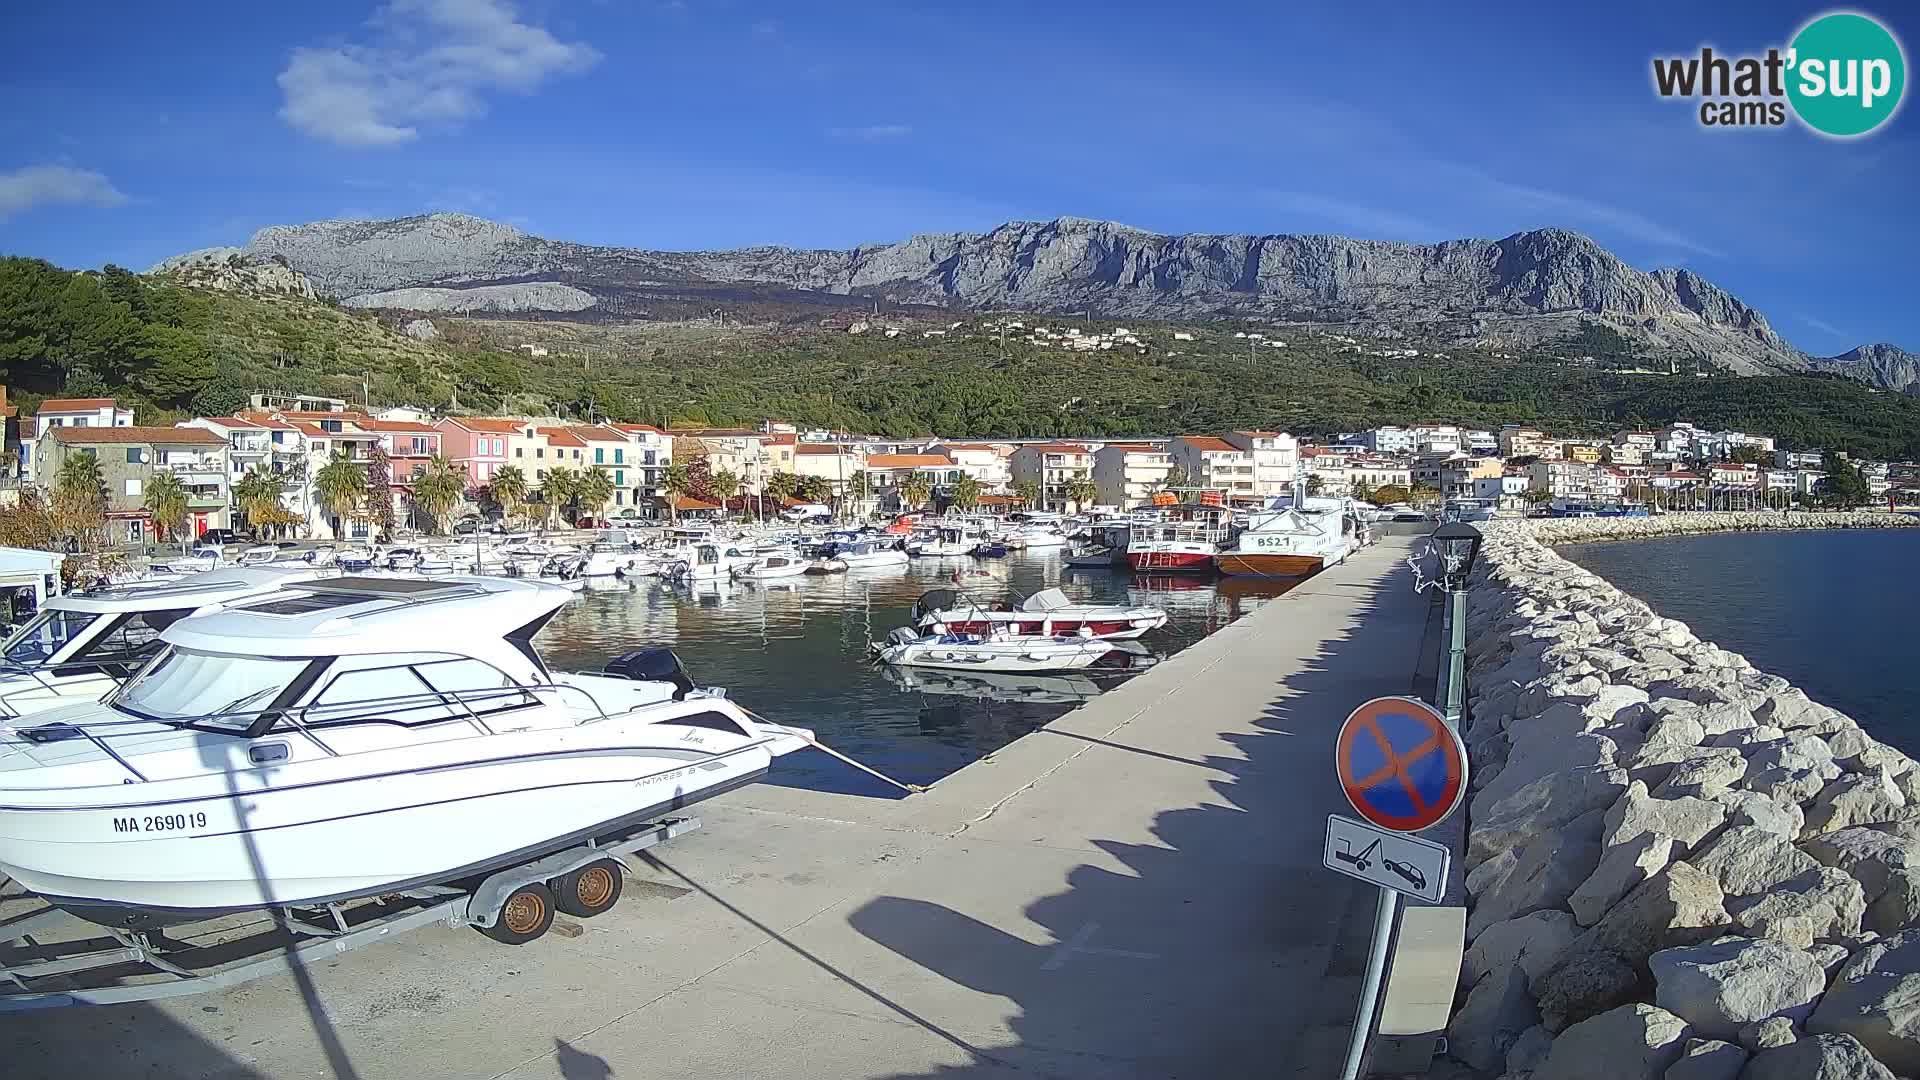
[1688,826,1820,897]
[1532,1003,1690,1080]
[1649,938,1827,1039]
[1654,748,1748,800]
[1708,790,1803,841]
[1450,966,1538,1074]
[1468,810,1607,938]
[1604,782,1729,858]
[1800,826,1920,904]
[1803,771,1906,836]
[1806,928,1920,1075]
[1470,768,1630,869]
[1740,1032,1896,1080]
[1661,1037,1746,1080]
[1570,832,1675,927]
[1462,909,1581,991]
[1474,732,1620,820]
[1727,867,1866,947]
[1737,1016,1798,1052]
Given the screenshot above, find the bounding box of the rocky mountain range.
[1805,343,1920,395]
[156,213,1906,383]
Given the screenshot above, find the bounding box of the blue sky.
[1,1,1915,353]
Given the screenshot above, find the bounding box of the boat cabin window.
[301,655,537,728]
[65,610,189,667]
[2,609,98,665]
[661,710,749,736]
[115,648,316,734]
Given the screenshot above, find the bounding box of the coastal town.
[6,388,1916,554]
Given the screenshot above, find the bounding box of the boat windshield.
[114,647,312,733]
[1,609,101,667]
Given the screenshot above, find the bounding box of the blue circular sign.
[1336,696,1466,832]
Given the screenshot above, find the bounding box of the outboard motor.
[603,647,696,700]
[886,626,921,647]
[912,588,959,625]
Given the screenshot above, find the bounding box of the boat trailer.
[0,816,701,1010]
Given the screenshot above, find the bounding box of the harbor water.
[1561,528,1920,753]
[535,552,1305,794]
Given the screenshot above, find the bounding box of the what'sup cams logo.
[1653,11,1906,136]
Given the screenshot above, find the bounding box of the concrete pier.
[3,539,1436,1080]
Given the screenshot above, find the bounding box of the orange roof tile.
[537,428,589,448]
[39,397,120,412]
[1177,436,1238,453]
[1021,442,1089,454]
[865,453,952,469]
[565,425,630,442]
[443,416,525,435]
[611,422,663,434]
[359,419,440,433]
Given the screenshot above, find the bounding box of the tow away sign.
[1323,814,1450,904]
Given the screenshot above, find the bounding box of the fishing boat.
[1064,523,1132,569]
[911,587,1167,640]
[0,568,324,721]
[1124,506,1230,573]
[872,625,1114,673]
[1212,491,1359,578]
[0,576,814,927]
[731,553,808,581]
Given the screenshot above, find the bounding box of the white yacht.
[873,625,1114,673]
[732,553,808,580]
[665,542,756,581]
[0,568,323,721]
[911,587,1167,640]
[0,576,812,927]
[833,539,909,569]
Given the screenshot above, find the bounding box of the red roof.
[1100,442,1162,452]
[537,428,589,448]
[768,432,798,445]
[566,426,629,443]
[1021,442,1089,454]
[672,496,722,510]
[865,453,952,469]
[443,417,525,435]
[611,422,662,435]
[50,426,224,446]
[360,419,439,433]
[38,397,120,412]
[1177,436,1238,453]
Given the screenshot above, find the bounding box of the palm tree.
[1348,479,1375,505]
[661,461,693,522]
[409,455,465,535]
[143,471,191,551]
[490,465,529,528]
[951,474,981,511]
[576,466,615,525]
[797,475,832,503]
[1304,474,1324,496]
[1065,476,1098,512]
[765,471,801,504]
[1013,478,1040,509]
[53,450,108,549]
[312,450,367,539]
[540,466,581,528]
[712,468,740,517]
[233,466,289,537]
[898,471,933,512]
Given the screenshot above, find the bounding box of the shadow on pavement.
[843,561,1439,1078]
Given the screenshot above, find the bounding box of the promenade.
[4,538,1435,1080]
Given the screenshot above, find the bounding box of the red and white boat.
[912,587,1167,641]
[1124,511,1230,573]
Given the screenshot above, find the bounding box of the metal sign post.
[1331,693,1468,1080]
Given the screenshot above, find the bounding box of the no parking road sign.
[1335,696,1467,833]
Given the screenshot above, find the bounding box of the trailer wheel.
[481,883,556,944]
[554,859,624,917]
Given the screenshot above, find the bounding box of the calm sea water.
[1561,529,1920,752]
[535,553,1304,795]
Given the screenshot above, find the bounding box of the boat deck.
[1,540,1433,1079]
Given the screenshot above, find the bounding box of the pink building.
[435,417,517,487]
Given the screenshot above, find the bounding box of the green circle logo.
[1787,12,1906,137]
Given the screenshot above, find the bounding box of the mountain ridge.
[154,212,1902,383]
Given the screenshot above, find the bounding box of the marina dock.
[4,538,1436,1080]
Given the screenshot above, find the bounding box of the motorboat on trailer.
[910,587,1167,641]
[0,575,813,928]
[0,567,324,721]
[872,625,1114,673]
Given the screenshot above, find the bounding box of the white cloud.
[828,124,912,141]
[1797,313,1850,340]
[0,164,128,221]
[278,0,601,147]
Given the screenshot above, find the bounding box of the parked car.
[197,529,250,546]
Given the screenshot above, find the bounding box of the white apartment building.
[1349,426,1415,454]
[35,397,134,430]
[1347,456,1412,491]
[1092,443,1174,507]
[1606,442,1647,466]
[1410,424,1463,455]
[1465,430,1498,456]
[1222,430,1299,496]
[609,424,674,503]
[1471,474,1531,502]
[930,442,1013,491]
[793,443,866,499]
[1775,449,1825,470]
[1528,459,1600,500]
[1498,425,1560,460]
[1009,443,1095,512]
[1167,436,1255,500]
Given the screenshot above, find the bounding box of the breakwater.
[1447,520,1920,1079]
[1518,509,1917,545]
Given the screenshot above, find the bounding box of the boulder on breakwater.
[1444,520,1920,1079]
[1521,509,1917,546]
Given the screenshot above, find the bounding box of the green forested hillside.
[4,255,1920,459]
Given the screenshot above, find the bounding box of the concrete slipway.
[1,538,1436,1080]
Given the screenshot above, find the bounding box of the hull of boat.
[880,640,1112,673]
[840,552,909,568]
[0,731,790,925]
[1213,552,1325,578]
[1126,548,1215,573]
[928,611,1166,641]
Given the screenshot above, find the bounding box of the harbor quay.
[4,539,1443,1080]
